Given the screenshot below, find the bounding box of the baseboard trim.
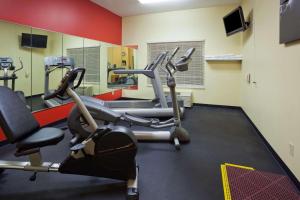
[25,93,43,99]
[119,100,242,110]
[240,108,300,191]
[0,140,8,147]
[193,103,241,110]
[119,97,149,101]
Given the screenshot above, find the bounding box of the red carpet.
[222,164,300,200]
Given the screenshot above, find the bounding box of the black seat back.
[0,86,40,143]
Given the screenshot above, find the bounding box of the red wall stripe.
[94,89,122,101]
[0,89,122,142]
[33,103,75,127]
[126,45,139,49]
[0,0,122,45]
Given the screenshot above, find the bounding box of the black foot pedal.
[70,136,80,147]
[127,188,139,200]
[70,143,85,151]
[29,172,37,181]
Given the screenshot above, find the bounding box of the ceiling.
[91,0,242,17]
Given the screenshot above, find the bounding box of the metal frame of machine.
[0,57,27,104]
[68,47,195,149]
[43,53,184,117]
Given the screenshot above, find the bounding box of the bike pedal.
[29,172,37,181]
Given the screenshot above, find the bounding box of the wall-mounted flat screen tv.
[280,0,300,44]
[223,6,248,36]
[21,33,48,48]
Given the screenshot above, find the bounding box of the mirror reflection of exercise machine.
[107,47,138,89]
[43,56,75,107]
[107,62,138,88]
[107,63,125,83]
[0,57,27,104]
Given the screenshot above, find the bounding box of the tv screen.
[223,6,247,36]
[21,33,48,48]
[280,0,300,43]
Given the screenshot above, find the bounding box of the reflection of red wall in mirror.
[0,0,122,45]
[127,85,138,90]
[126,45,139,49]
[0,90,122,142]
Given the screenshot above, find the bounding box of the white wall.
[123,1,300,180]
[122,5,242,106]
[241,0,300,179]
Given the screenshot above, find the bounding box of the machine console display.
[44,56,75,67]
[0,57,14,69]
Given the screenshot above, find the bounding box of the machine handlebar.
[159,47,180,74]
[162,47,196,76]
[12,57,24,75]
[0,57,24,79]
[175,48,195,72]
[44,68,85,100]
[168,47,180,63]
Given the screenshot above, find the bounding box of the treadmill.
[81,50,185,118]
[43,56,74,107]
[0,57,27,104]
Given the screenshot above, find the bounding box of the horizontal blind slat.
[147,41,205,88]
[67,46,100,83]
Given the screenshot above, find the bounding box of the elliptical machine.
[43,56,75,107]
[68,47,195,150]
[0,68,139,200]
[0,57,27,103]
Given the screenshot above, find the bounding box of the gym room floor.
[0,105,291,200]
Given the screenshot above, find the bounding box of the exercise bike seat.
[0,86,65,155]
[122,113,159,126]
[16,127,64,152]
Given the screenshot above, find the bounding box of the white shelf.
[205,55,243,62]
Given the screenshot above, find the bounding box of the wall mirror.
[62,34,85,98]
[0,20,32,110]
[0,19,139,112]
[31,27,64,110]
[82,38,101,96]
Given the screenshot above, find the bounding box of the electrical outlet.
[246,73,251,84]
[25,71,29,78]
[250,74,257,87]
[289,143,295,157]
